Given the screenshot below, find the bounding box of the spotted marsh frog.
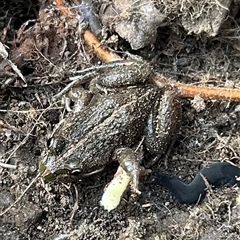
[39,60,181,187]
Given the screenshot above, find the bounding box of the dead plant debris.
[0,0,240,239]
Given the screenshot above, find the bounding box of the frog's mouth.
[39,161,54,181]
[39,161,105,182]
[81,167,105,177]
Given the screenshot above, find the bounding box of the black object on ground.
[157,162,240,204]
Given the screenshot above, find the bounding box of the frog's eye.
[71,170,82,179]
[49,138,66,155]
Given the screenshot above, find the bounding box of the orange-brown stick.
[82,29,240,101]
[53,0,74,16]
[176,83,240,101]
[153,76,240,101]
[83,30,122,62]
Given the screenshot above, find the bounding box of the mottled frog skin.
[39,60,181,182]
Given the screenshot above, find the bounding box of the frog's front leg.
[113,147,151,189]
[145,89,182,160]
[101,147,146,212]
[112,148,143,191]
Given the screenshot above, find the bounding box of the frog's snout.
[39,158,79,182]
[39,161,56,182]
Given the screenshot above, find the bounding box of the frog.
[39,60,181,190]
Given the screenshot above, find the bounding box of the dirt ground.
[1,0,240,239]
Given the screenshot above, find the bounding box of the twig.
[0,107,62,113]
[83,30,122,62]
[153,75,240,101]
[69,184,79,224]
[0,162,17,169]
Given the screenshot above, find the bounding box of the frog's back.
[43,86,160,177]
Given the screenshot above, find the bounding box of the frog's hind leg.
[144,89,182,163]
[53,62,130,100]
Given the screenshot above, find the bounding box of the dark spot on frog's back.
[48,137,67,156]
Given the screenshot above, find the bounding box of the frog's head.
[39,136,83,181]
[39,156,83,182]
[39,153,105,182]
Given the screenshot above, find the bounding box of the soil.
[0,1,240,240]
